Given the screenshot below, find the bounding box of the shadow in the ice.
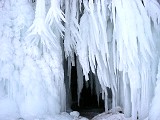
[71,82,105,119]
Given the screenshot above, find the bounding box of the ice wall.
[64,0,160,119]
[0,0,66,119]
[0,0,160,120]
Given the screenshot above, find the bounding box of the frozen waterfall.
[0,0,160,120]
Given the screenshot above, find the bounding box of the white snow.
[0,0,160,120]
[0,112,89,120]
[70,111,80,117]
[0,98,19,118]
[92,112,131,120]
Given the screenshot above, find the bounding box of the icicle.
[104,89,108,113]
[78,0,111,90]
[45,0,65,34]
[67,56,72,89]
[23,0,66,116]
[79,0,82,12]
[143,0,160,26]
[149,59,160,120]
[78,7,90,80]
[95,74,101,106]
[123,73,131,118]
[25,0,60,58]
[64,0,81,57]
[76,57,83,106]
[96,0,109,59]
[71,54,75,66]
[111,0,157,119]
[89,72,93,95]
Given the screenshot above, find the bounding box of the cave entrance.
[69,65,105,119]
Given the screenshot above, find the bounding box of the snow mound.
[108,106,123,113]
[70,111,80,117]
[0,112,89,120]
[92,112,131,120]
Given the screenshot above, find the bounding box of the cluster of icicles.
[0,0,160,120]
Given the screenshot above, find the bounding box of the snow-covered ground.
[92,107,131,120]
[0,110,132,120]
[0,111,88,120]
[0,109,134,120]
[92,113,131,120]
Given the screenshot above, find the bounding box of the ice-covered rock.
[92,112,131,120]
[70,111,80,117]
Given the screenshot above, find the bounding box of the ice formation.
[0,0,160,120]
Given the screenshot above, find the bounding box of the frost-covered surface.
[0,0,160,120]
[149,59,160,119]
[0,111,88,120]
[92,112,131,120]
[90,107,129,120]
[0,0,65,118]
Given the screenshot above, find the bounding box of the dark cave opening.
[70,66,105,119]
[63,55,114,119]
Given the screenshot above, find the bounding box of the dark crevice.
[70,65,105,119]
